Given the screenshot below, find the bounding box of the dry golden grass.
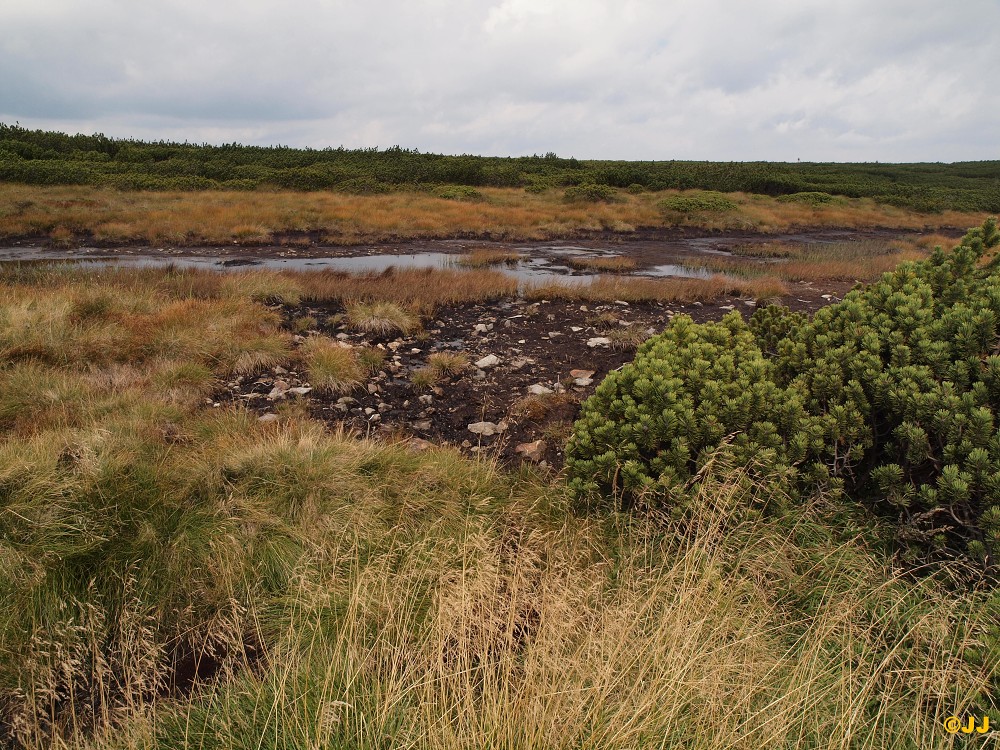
[426,351,469,376]
[296,267,518,314]
[694,238,931,282]
[2,266,995,750]
[455,248,523,267]
[526,274,788,303]
[71,465,996,750]
[298,336,364,394]
[0,184,988,247]
[344,301,419,335]
[566,255,638,272]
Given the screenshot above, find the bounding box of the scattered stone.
[515,439,547,462]
[388,340,401,351]
[528,384,553,396]
[587,337,612,348]
[257,413,279,423]
[570,369,595,379]
[719,304,735,311]
[364,407,376,416]
[475,354,500,368]
[468,421,504,436]
[473,323,489,334]
[288,386,312,396]
[273,365,289,375]
[335,333,349,340]
[570,326,583,332]
[337,396,357,405]
[377,402,391,413]
[473,369,487,379]
[548,331,562,338]
[693,301,703,307]
[461,440,473,448]
[574,377,594,387]
[510,356,534,370]
[614,300,630,306]
[268,380,290,399]
[418,394,434,404]
[367,383,380,394]
[412,420,432,431]
[408,438,434,452]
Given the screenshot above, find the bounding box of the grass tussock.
[566,255,637,273]
[0,184,988,248]
[455,248,523,267]
[426,351,469,376]
[298,336,364,394]
[344,300,419,336]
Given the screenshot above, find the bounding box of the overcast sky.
[2,0,998,162]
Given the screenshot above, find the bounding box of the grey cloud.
[1,0,999,161]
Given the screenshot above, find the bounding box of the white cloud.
[1,0,998,160]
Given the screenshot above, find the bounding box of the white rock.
[257,413,279,423]
[475,354,500,368]
[574,377,594,387]
[473,323,489,334]
[287,386,312,396]
[570,326,583,332]
[528,384,553,396]
[587,337,612,348]
[468,421,504,436]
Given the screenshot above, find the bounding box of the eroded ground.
[5,226,945,468]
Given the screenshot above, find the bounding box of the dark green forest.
[2,123,998,212]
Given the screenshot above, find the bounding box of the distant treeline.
[2,123,999,212]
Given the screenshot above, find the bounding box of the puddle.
[0,248,713,282]
[645,264,716,279]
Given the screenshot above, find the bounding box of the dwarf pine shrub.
[568,219,1000,569]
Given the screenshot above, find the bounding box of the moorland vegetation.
[2,122,999,212]
[0,238,996,747]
